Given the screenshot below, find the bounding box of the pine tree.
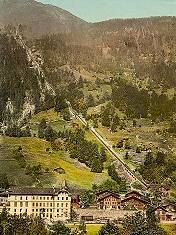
[91,158,103,173]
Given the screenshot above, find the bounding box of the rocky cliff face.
[0,30,55,130]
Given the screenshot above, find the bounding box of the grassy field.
[67,223,176,235]
[1,136,109,189]
[30,109,70,134]
[67,224,102,235]
[161,224,176,235]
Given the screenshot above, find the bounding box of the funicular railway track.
[67,102,148,189]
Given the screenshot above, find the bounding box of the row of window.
[14,196,69,201]
[32,208,68,213]
[32,202,69,207]
[14,202,28,207]
[14,209,28,213]
[105,201,118,205]
[105,198,118,201]
[13,202,69,208]
[13,211,69,218]
[32,213,68,218]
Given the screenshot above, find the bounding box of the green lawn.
[67,223,176,235]
[67,224,102,235]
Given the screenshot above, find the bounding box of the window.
[47,197,49,200]
[57,209,59,212]
[15,196,17,200]
[25,209,27,213]
[33,196,35,200]
[57,203,59,207]
[47,203,49,207]
[40,197,42,200]
[57,197,59,200]
[43,203,45,207]
[36,209,38,212]
[61,203,63,207]
[32,209,34,212]
[46,213,48,217]
[20,209,22,213]
[50,203,52,207]
[20,202,23,207]
[50,209,52,212]
[14,209,16,212]
[20,196,22,200]
[66,197,68,200]
[26,196,28,200]
[32,203,35,207]
[14,202,17,207]
[40,203,42,207]
[62,197,64,200]
[66,203,68,207]
[43,197,45,200]
[36,203,38,207]
[25,202,28,207]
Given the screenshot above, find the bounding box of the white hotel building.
[0,186,71,222]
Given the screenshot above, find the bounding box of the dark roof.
[163,203,176,209]
[121,196,148,204]
[0,192,8,197]
[96,190,118,196]
[155,206,168,212]
[125,191,142,198]
[69,189,86,200]
[96,191,120,201]
[7,187,70,196]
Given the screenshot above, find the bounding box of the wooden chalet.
[96,190,121,210]
[155,206,173,221]
[121,196,148,210]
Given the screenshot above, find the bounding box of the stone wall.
[73,208,134,221]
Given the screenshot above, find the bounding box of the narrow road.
[67,101,148,189]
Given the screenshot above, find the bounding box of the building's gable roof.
[163,203,176,210]
[125,191,143,198]
[121,196,148,204]
[7,187,70,196]
[155,206,168,212]
[96,191,120,201]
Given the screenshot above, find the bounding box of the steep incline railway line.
[67,101,148,189]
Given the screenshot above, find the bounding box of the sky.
[39,0,176,22]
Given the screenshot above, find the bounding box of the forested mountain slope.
[0,0,89,37]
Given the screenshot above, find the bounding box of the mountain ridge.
[0,0,89,37]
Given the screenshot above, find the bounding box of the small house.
[121,196,148,210]
[96,190,121,210]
